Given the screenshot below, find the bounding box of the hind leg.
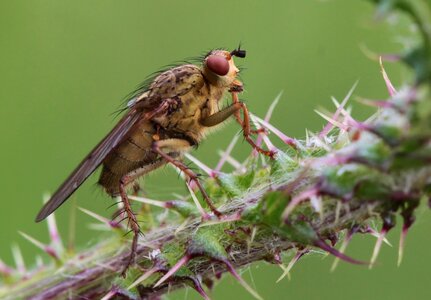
[117,159,168,276]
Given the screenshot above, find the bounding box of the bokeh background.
[1,0,430,299]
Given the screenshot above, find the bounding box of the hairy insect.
[35,47,271,275]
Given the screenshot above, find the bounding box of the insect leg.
[202,100,273,157]
[237,101,275,157]
[151,139,222,218]
[200,102,242,127]
[230,92,247,127]
[230,92,266,135]
[118,178,140,276]
[201,101,263,133]
[118,158,169,276]
[209,93,273,157]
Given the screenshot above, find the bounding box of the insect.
[35,47,272,274]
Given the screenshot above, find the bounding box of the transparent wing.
[35,108,142,222]
[36,65,205,222]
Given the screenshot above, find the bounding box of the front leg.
[200,102,274,157]
[228,81,263,134]
[228,80,248,128]
[200,102,242,127]
[230,92,265,135]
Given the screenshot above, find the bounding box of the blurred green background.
[1,0,430,299]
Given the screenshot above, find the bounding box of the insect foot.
[119,176,143,277]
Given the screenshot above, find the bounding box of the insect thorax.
[152,79,227,143]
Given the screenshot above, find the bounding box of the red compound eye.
[206,55,229,76]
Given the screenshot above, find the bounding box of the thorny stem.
[6,190,393,300]
[2,1,431,299]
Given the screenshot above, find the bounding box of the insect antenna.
[231,42,246,58]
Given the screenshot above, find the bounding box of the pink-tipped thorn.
[397,225,409,267]
[100,288,117,300]
[356,97,394,108]
[0,258,13,277]
[359,43,401,62]
[154,255,191,287]
[397,213,414,267]
[314,239,367,265]
[251,113,298,149]
[171,166,200,192]
[330,229,355,272]
[249,114,272,153]
[315,110,349,132]
[379,56,397,97]
[79,207,122,229]
[129,195,171,209]
[42,194,64,254]
[369,227,389,269]
[186,182,210,220]
[128,266,161,290]
[184,153,218,177]
[47,213,64,255]
[19,231,59,261]
[221,259,263,300]
[263,92,283,125]
[189,276,211,300]
[12,244,26,275]
[199,212,241,228]
[215,135,240,173]
[129,195,198,218]
[282,188,318,220]
[340,112,373,132]
[277,249,308,282]
[188,179,199,192]
[253,92,283,156]
[331,97,370,128]
[101,286,135,300]
[249,114,277,158]
[319,81,358,138]
[364,226,392,247]
[261,134,278,154]
[35,255,44,269]
[217,150,246,173]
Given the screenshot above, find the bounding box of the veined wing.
[36,65,205,222]
[35,108,143,222]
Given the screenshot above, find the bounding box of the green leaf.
[189,225,229,260]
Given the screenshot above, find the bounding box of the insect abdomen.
[98,121,159,196]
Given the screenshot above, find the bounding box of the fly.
[35,47,272,275]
